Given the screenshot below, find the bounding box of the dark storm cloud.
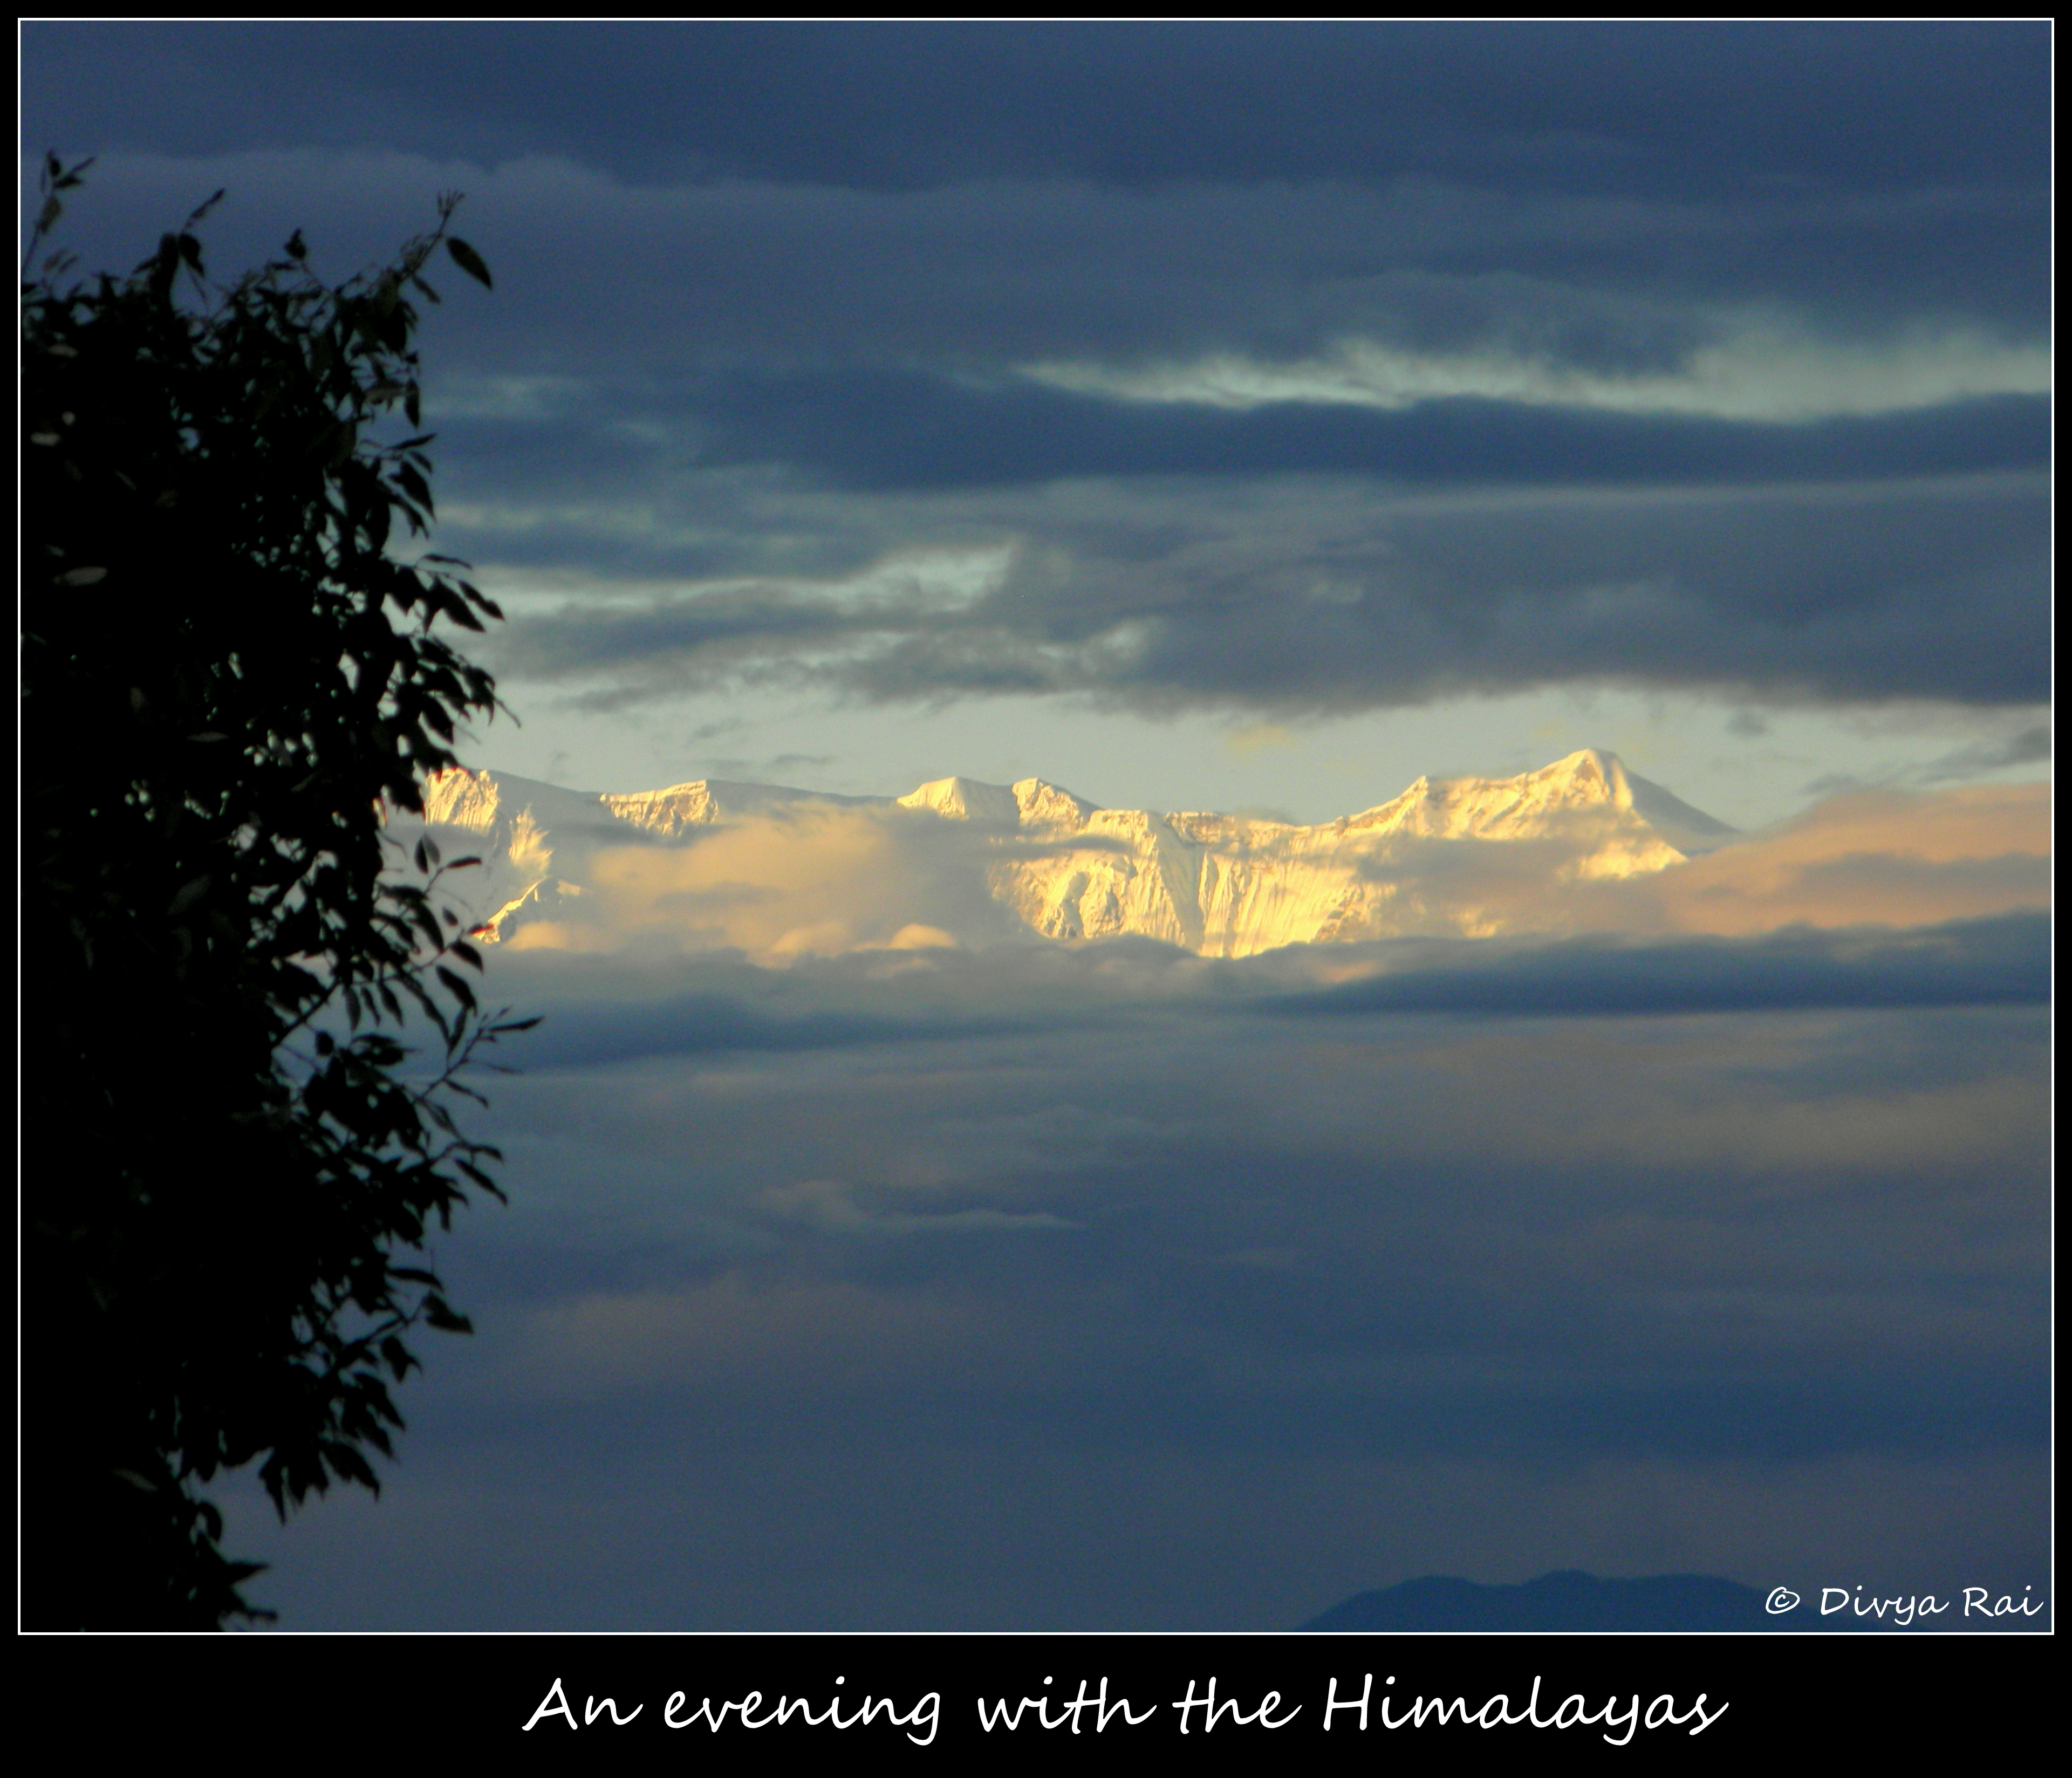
[1259,912,2048,1020]
[28,21,2048,427]
[23,23,2048,720]
[1917,723,2052,783]
[35,161,2031,397]
[430,168,2046,365]
[680,370,2047,491]
[478,473,2047,710]
[487,911,2047,1073]
[25,138,2048,386]
[512,990,1051,1070]
[24,20,2047,201]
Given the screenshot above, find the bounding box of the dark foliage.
[22,156,532,1628]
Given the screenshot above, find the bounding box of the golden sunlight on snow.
[395,754,2047,963]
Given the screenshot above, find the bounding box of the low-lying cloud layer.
[289,747,2049,1627]
[431,772,2046,964]
[1374,780,2050,941]
[500,804,1028,959]
[312,744,2055,1629]
[221,901,2049,1626]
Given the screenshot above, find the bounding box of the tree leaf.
[22,178,521,1630]
[444,237,493,289]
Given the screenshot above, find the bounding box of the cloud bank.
[432,773,2046,965]
[25,20,2048,725]
[218,907,2048,1626]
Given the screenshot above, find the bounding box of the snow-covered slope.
[984,749,1733,954]
[407,768,884,937]
[392,749,1734,957]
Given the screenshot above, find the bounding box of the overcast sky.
[24,19,2048,826]
[24,21,2049,1633]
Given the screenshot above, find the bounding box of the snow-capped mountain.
[396,748,1736,958]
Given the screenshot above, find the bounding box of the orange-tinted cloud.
[1606,781,2048,935]
[503,804,1028,960]
[497,778,2047,959]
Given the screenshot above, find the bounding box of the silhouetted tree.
[22,156,532,1627]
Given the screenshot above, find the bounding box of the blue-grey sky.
[25,22,2049,1632]
[23,19,2048,823]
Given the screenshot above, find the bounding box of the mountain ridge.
[402,748,1737,958]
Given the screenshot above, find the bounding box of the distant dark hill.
[1303,1570,1775,1631]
